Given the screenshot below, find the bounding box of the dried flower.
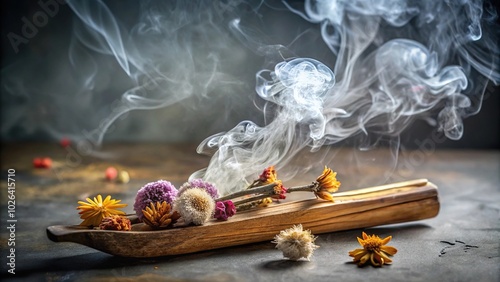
[174,188,215,225]
[256,166,278,185]
[272,224,319,261]
[142,201,180,229]
[314,166,341,201]
[77,194,127,227]
[224,200,236,217]
[99,215,131,231]
[134,180,178,220]
[272,182,288,200]
[178,179,219,199]
[348,232,398,267]
[214,201,227,220]
[258,197,273,207]
[286,166,341,201]
[214,200,236,221]
[251,166,284,189]
[253,166,287,199]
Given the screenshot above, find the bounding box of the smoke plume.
[1,0,498,195]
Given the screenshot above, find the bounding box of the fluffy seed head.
[272,224,319,261]
[174,188,215,225]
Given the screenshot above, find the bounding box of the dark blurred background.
[1,1,498,149]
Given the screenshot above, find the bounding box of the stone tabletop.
[0,143,499,281]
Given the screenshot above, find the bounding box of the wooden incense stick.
[47,179,439,258]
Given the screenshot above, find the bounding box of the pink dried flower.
[224,200,236,217]
[214,200,236,221]
[178,179,219,199]
[214,201,227,221]
[134,180,178,220]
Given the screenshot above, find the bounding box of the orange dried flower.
[256,166,278,186]
[250,166,287,199]
[77,195,127,227]
[348,232,398,267]
[142,201,180,229]
[99,215,132,231]
[258,197,273,207]
[314,166,341,201]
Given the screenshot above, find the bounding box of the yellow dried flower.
[348,232,398,267]
[77,194,127,227]
[99,215,132,231]
[251,166,287,199]
[142,201,180,229]
[272,224,319,261]
[314,166,341,201]
[258,197,273,207]
[256,165,279,186]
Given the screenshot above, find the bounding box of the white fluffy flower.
[174,188,215,225]
[272,224,319,261]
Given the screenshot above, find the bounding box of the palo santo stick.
[47,179,439,258]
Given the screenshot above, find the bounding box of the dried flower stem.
[235,198,270,211]
[216,182,278,202]
[286,183,318,193]
[218,182,323,204]
[233,194,271,206]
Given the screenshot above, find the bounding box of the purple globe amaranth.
[178,179,219,199]
[134,180,178,220]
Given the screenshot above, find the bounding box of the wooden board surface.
[47,179,439,257]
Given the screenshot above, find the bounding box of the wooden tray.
[47,179,439,258]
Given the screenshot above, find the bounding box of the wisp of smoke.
[1,0,498,195]
[194,0,499,194]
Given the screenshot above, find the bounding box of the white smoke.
[1,0,498,195]
[194,0,499,194]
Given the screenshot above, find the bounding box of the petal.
[315,191,334,201]
[102,195,111,205]
[108,203,128,209]
[96,195,103,204]
[108,210,126,215]
[381,245,398,255]
[85,197,97,205]
[381,235,392,245]
[377,250,393,264]
[351,250,369,261]
[370,253,381,267]
[357,237,365,246]
[362,232,368,240]
[358,253,370,266]
[348,249,365,257]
